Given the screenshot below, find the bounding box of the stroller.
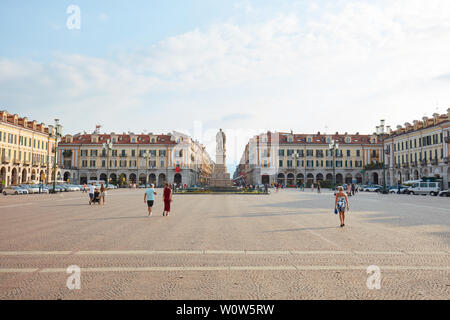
[91,190,101,205]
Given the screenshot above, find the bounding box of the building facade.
[236,131,383,186]
[0,110,58,187]
[383,110,450,188]
[58,130,213,187]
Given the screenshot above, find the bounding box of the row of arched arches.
[273,172,364,185]
[75,172,183,186]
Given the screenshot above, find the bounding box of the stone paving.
[0,188,448,299]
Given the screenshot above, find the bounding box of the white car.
[364,185,381,192]
[408,182,440,196]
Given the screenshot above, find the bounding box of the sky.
[1,0,450,172]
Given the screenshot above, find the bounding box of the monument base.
[209,164,232,188]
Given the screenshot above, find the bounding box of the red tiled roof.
[60,133,177,145]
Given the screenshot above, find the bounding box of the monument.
[209,129,232,188]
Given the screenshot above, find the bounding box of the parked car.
[408,182,440,196]
[2,186,29,195]
[32,184,50,193]
[364,185,382,192]
[20,184,40,194]
[438,189,450,197]
[388,185,408,194]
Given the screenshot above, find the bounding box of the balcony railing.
[444,157,449,164]
[1,155,10,163]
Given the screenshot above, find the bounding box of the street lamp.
[291,152,300,187]
[376,120,390,194]
[145,151,150,187]
[102,139,113,188]
[329,140,339,189]
[51,119,62,193]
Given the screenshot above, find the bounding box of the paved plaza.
[0,189,449,300]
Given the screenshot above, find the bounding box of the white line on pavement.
[0,250,448,256]
[1,265,449,273]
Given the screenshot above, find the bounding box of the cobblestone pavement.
[0,189,448,299]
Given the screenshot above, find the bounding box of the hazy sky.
[1,0,450,171]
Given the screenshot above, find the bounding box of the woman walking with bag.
[162,183,172,216]
[335,186,349,227]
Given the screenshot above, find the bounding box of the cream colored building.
[0,110,58,187]
[58,130,213,186]
[384,110,450,188]
[236,131,383,186]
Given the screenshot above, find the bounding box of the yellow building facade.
[236,131,383,186]
[58,130,213,186]
[0,110,58,187]
[384,110,450,188]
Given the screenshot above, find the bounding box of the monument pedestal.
[209,164,232,188]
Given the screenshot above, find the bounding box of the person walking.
[88,182,96,205]
[317,181,321,194]
[144,184,157,216]
[351,183,355,196]
[335,186,350,227]
[100,183,107,205]
[311,183,314,192]
[83,183,87,193]
[162,183,172,216]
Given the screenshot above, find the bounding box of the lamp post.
[102,139,113,188]
[51,119,62,193]
[329,140,339,189]
[145,151,150,187]
[376,120,390,194]
[291,152,300,187]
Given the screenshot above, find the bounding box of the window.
[278,149,285,156]
[81,150,88,157]
[306,160,313,168]
[287,149,294,156]
[306,150,313,156]
[131,150,136,157]
[90,150,98,157]
[287,160,293,167]
[356,150,361,157]
[279,160,283,167]
[159,150,166,157]
[346,150,351,157]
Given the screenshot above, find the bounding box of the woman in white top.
[335,186,350,227]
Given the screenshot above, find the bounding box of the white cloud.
[2,0,450,168]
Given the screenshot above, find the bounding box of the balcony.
[23,160,31,166]
[444,157,449,164]
[120,154,127,158]
[13,158,21,164]
[444,136,450,143]
[1,155,10,163]
[431,159,439,165]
